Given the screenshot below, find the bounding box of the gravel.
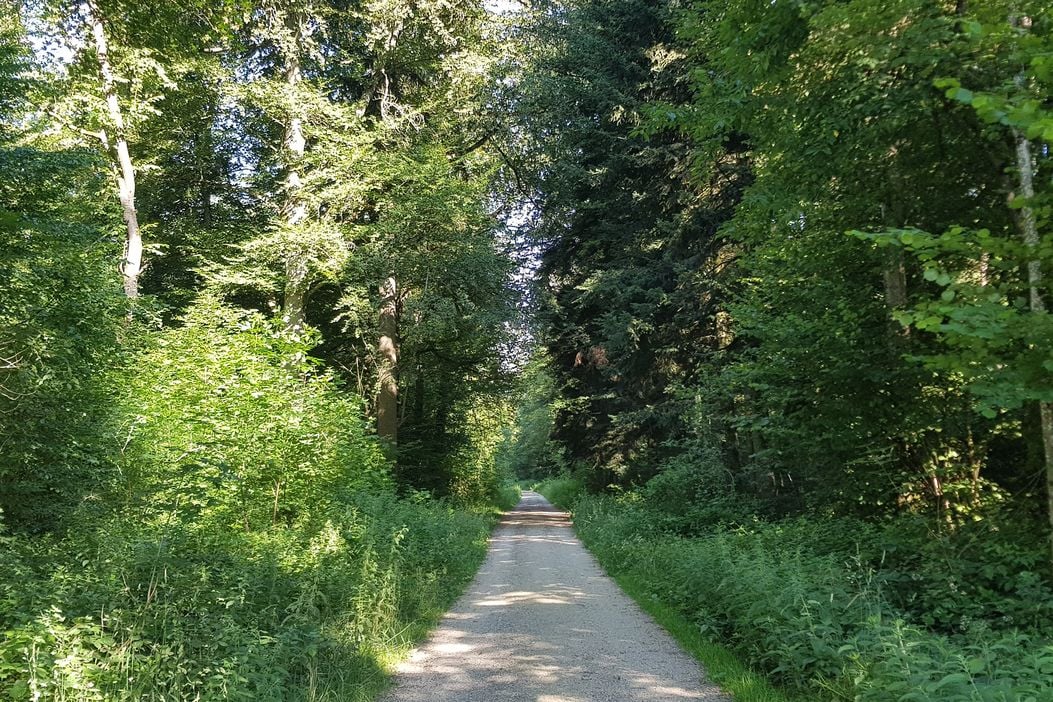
[382,491,731,702]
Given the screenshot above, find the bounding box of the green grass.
[613,573,807,702]
[362,496,518,700]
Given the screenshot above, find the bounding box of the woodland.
[1,0,1053,701]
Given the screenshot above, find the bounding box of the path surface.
[383,491,730,702]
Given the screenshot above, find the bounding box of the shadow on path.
[382,491,729,702]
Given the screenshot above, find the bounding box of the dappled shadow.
[390,621,716,701]
[383,492,728,702]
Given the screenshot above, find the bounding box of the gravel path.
[382,491,730,702]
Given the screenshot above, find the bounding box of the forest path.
[381,491,730,702]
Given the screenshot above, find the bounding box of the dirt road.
[382,491,730,701]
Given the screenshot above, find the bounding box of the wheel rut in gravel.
[382,491,730,702]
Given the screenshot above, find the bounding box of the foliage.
[534,475,585,511]
[0,297,498,700]
[1,3,519,699]
[502,0,746,486]
[0,143,124,528]
[119,299,391,530]
[0,492,493,701]
[852,13,1053,420]
[509,0,1053,584]
[496,354,563,480]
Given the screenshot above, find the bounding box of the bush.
[0,147,124,530]
[643,450,756,533]
[535,474,586,509]
[118,300,391,530]
[873,515,1053,638]
[0,300,500,700]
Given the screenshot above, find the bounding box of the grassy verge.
[366,486,519,698]
[565,492,1053,702]
[0,494,502,702]
[613,574,805,702]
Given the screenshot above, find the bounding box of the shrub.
[535,474,586,509]
[0,147,124,530]
[643,450,757,533]
[0,300,499,700]
[0,493,492,701]
[116,300,391,531]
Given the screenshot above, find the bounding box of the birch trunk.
[377,276,399,444]
[1014,129,1053,570]
[87,0,142,299]
[281,21,309,333]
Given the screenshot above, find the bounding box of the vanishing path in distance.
[382,491,730,702]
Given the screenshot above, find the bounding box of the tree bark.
[1014,129,1053,569]
[87,0,142,299]
[882,156,910,322]
[882,246,908,309]
[413,352,425,427]
[377,276,399,444]
[281,18,309,333]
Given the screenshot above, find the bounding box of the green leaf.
[949,87,973,104]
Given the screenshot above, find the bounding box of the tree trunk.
[882,246,908,310]
[87,0,142,299]
[1014,129,1053,569]
[281,21,309,333]
[413,353,425,427]
[882,157,910,329]
[377,276,399,445]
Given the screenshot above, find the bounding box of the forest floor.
[381,491,729,702]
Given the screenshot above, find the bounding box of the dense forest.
[2,0,1052,700]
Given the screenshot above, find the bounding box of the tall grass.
[0,494,493,701]
[0,306,508,701]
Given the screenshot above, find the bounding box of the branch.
[450,131,496,163]
[46,108,109,148]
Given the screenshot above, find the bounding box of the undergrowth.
[0,304,508,701]
[532,475,583,510]
[0,495,492,701]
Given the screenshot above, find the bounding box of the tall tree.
[377,274,399,443]
[84,0,142,298]
[503,0,748,485]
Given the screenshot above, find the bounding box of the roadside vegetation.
[537,477,1053,702]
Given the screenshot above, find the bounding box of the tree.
[863,3,1053,559]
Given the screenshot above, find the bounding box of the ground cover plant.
[0,303,514,700]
